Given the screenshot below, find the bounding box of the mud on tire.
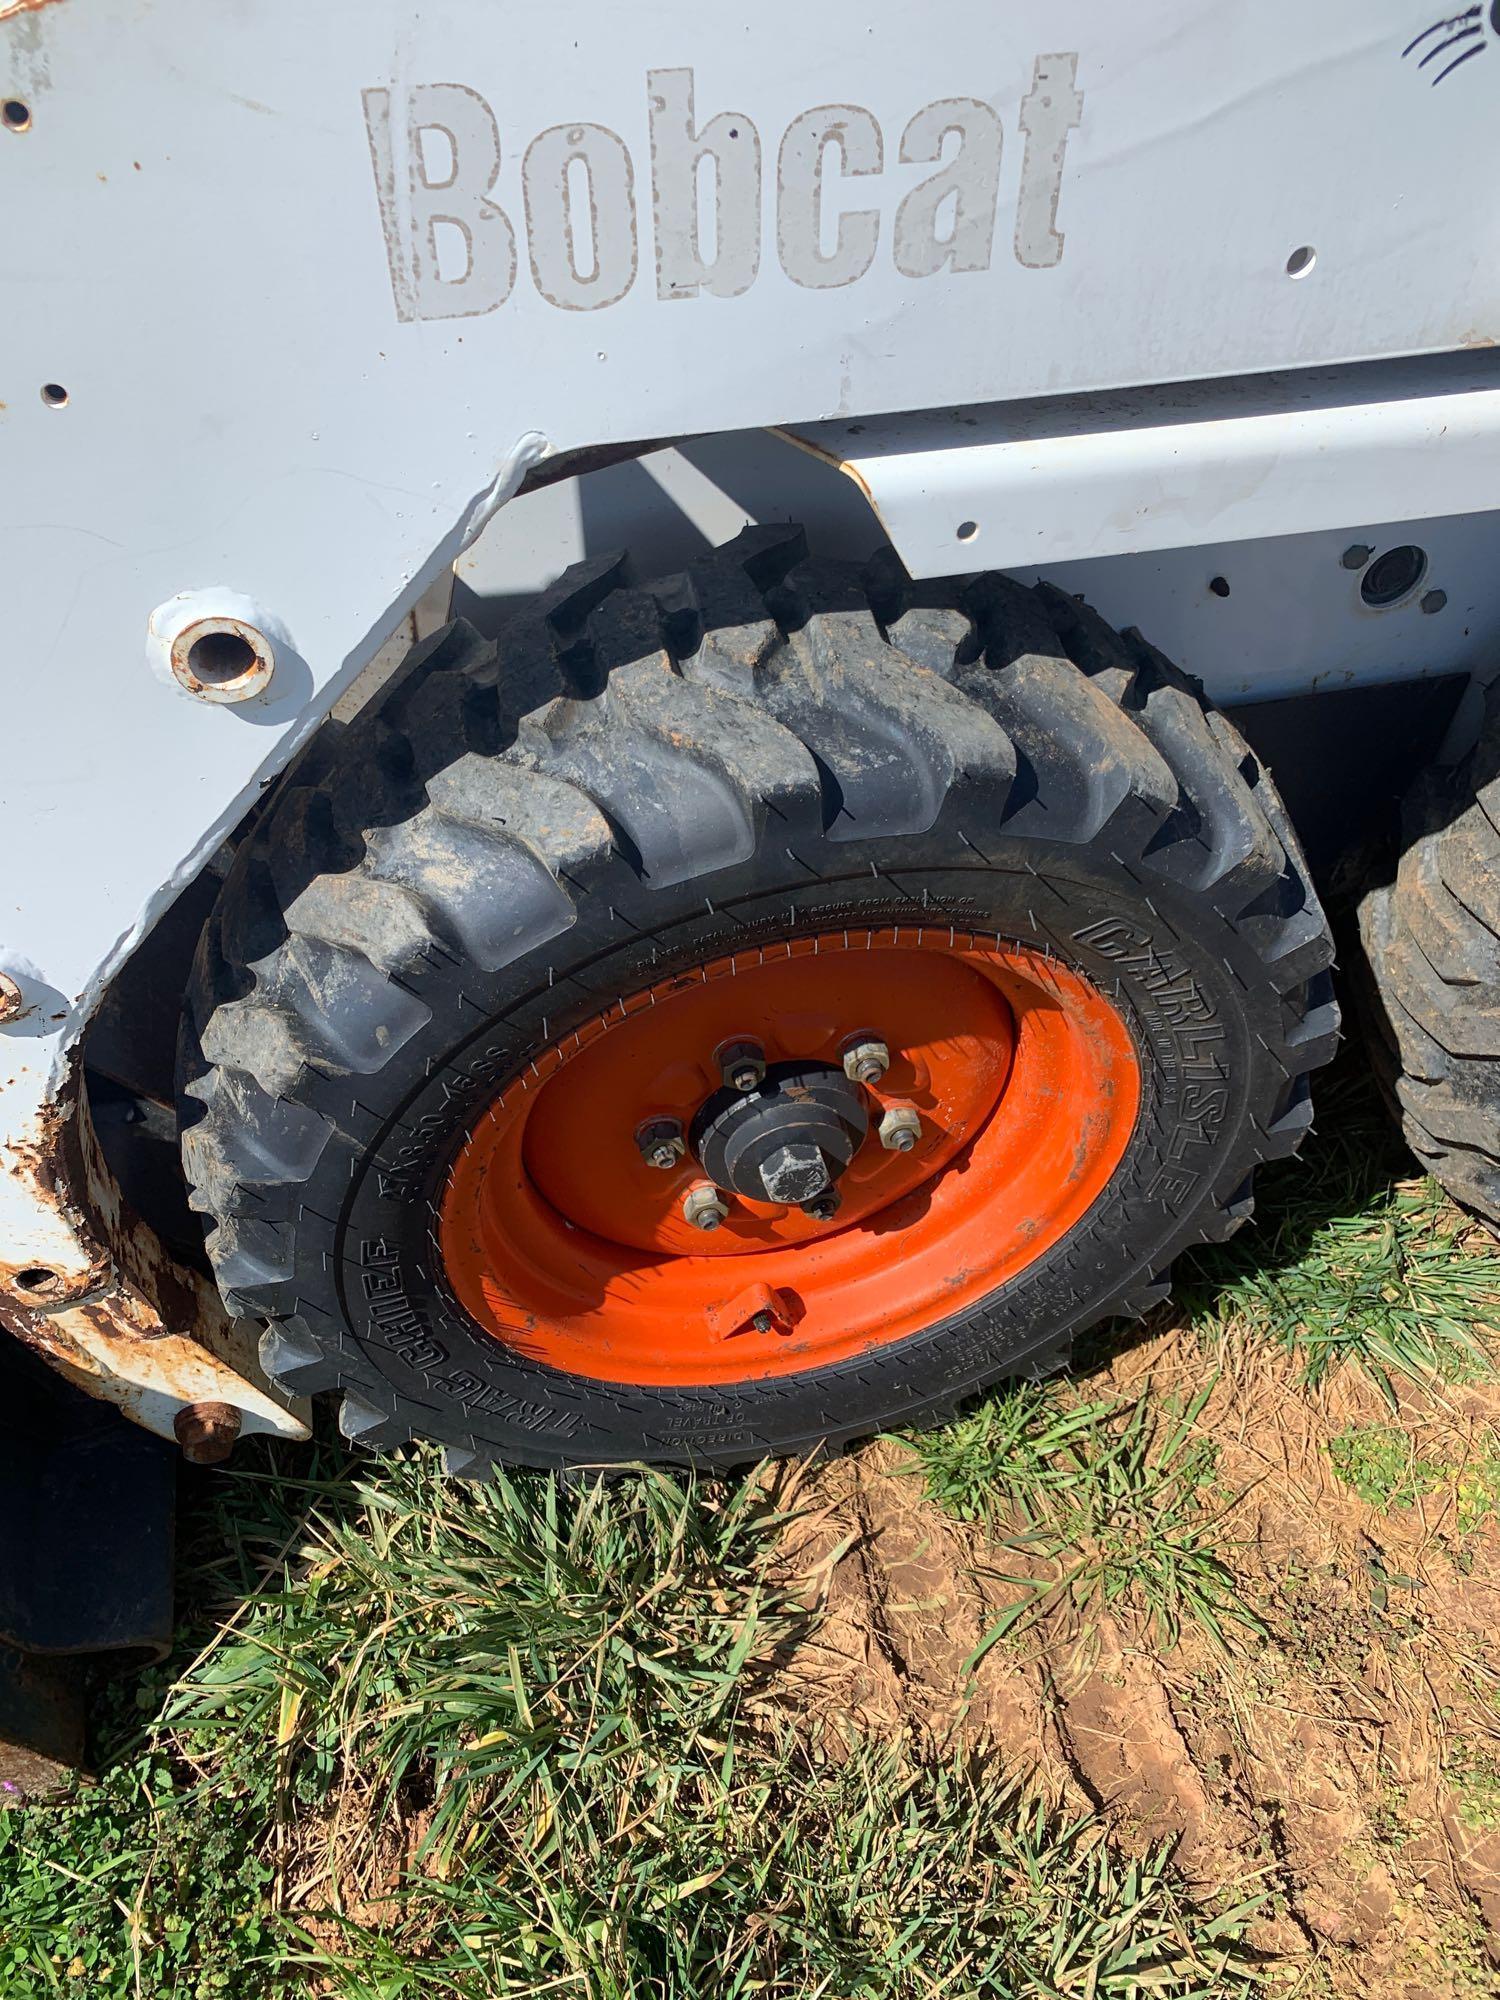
[179,527,1339,1471]
[1357,677,1500,1229]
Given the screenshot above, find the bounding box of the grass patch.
[1445,1744,1500,1834]
[912,1381,1261,1657]
[0,1753,281,1996]
[903,1382,1114,1525]
[1454,1440,1500,1536]
[291,1741,1263,1998]
[1327,1421,1500,1535]
[1328,1424,1447,1512]
[1178,1070,1499,1404]
[0,1436,1261,1998]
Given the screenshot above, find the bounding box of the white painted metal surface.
[3,0,1500,1304]
[39,1307,311,1448]
[5,0,1499,1031]
[779,355,1500,577]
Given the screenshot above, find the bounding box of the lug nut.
[802,1188,842,1223]
[842,1037,891,1086]
[717,1038,767,1093]
[878,1105,922,1153]
[759,1141,831,1206]
[636,1117,686,1170]
[683,1181,731,1231]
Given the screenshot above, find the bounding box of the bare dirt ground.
[770,1297,1500,1998]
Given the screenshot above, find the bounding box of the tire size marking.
[376,1109,455,1202]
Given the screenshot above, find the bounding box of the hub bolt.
[683,1182,731,1231]
[842,1037,891,1086]
[636,1117,686,1170]
[878,1105,922,1153]
[759,1141,831,1205]
[717,1038,767,1093]
[802,1188,842,1223]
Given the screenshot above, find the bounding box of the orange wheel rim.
[437,929,1141,1387]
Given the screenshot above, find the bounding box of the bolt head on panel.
[173,1400,242,1465]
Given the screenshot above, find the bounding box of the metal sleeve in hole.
[1360,545,1428,609]
[13,1266,61,1295]
[170,617,276,703]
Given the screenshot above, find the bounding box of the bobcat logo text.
[364,60,1083,322]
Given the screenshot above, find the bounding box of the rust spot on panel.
[0,1070,306,1446]
[771,424,885,524]
[0,0,68,19]
[0,1091,110,1304]
[516,435,672,495]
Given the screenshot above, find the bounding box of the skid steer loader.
[4,0,1499,1790]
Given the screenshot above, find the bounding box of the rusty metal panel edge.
[0,1074,309,1446]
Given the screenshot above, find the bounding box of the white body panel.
[780,356,1500,576]
[2,0,1499,1299]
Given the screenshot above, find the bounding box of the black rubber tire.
[178,528,1338,1472]
[1356,677,1500,1228]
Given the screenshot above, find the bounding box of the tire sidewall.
[297,829,1282,1466]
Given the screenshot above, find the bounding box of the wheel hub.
[690,1061,869,1209]
[436,929,1141,1386]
